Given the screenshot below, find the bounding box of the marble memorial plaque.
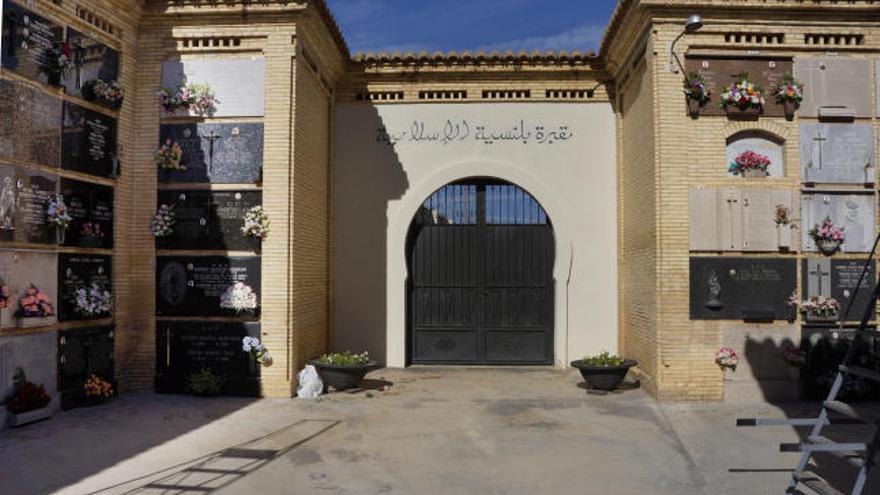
[0,331,57,427]
[156,256,261,317]
[689,187,721,251]
[690,257,797,320]
[802,258,877,322]
[61,28,120,101]
[795,58,873,119]
[59,178,113,249]
[62,102,117,178]
[0,79,62,168]
[684,56,793,117]
[689,187,795,252]
[58,326,114,409]
[741,189,796,252]
[156,190,260,250]
[155,321,261,396]
[7,168,58,244]
[800,192,875,253]
[0,250,58,327]
[800,124,874,184]
[161,57,266,117]
[727,132,785,177]
[58,253,112,321]
[1,0,64,86]
[158,123,263,183]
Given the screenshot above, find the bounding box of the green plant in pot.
[571,351,637,392]
[310,351,379,392]
[187,368,226,397]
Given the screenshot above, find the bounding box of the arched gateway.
[406,179,555,365]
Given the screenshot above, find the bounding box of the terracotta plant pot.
[571,359,637,391]
[817,239,842,255]
[310,360,380,391]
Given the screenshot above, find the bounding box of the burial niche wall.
[726,130,785,178]
[689,187,797,252]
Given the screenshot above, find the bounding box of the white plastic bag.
[296,365,323,398]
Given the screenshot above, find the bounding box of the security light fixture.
[670,14,704,73]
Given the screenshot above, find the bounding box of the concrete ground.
[0,368,877,495]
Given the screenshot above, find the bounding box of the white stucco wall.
[334,102,617,367]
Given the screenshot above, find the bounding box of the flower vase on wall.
[723,368,735,382]
[776,225,791,251]
[0,308,12,328]
[783,100,797,121]
[788,367,800,381]
[55,227,65,245]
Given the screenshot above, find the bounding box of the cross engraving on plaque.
[809,260,830,295]
[202,130,222,174]
[812,129,828,171]
[726,194,738,249]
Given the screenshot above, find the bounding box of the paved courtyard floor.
[1,368,877,495]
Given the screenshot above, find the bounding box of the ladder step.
[823,401,878,424]
[840,364,880,383]
[806,436,867,468]
[792,471,845,495]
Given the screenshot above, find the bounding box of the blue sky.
[325,0,619,55]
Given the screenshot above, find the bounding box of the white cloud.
[476,23,606,53]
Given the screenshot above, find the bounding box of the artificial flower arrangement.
[781,344,806,368]
[73,282,113,318]
[317,350,371,366]
[82,79,124,109]
[0,282,13,310]
[219,282,258,313]
[154,139,185,171]
[18,284,54,317]
[786,289,800,322]
[715,347,739,371]
[40,41,75,83]
[770,73,804,106]
[719,72,765,111]
[728,150,772,177]
[157,81,218,116]
[46,195,72,231]
[5,368,51,415]
[808,216,845,253]
[80,222,105,240]
[683,71,712,106]
[799,295,841,319]
[242,336,273,367]
[83,374,113,400]
[150,204,176,237]
[775,205,792,226]
[241,206,270,240]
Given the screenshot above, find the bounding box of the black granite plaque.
[156,256,261,317]
[801,326,879,401]
[62,102,117,178]
[690,257,797,320]
[155,320,261,396]
[58,325,115,409]
[802,258,876,322]
[1,0,64,86]
[58,253,112,321]
[59,178,113,248]
[156,190,260,250]
[62,28,120,102]
[158,123,263,183]
[0,79,62,167]
[7,168,57,244]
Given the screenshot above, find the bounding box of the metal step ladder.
[737,234,880,495]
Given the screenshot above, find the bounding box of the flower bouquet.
[157,81,218,116]
[715,347,739,377]
[219,282,258,315]
[241,206,270,240]
[150,204,176,237]
[729,150,771,177]
[73,282,113,318]
[808,217,845,255]
[799,295,840,323]
[47,195,72,244]
[719,72,765,116]
[6,368,53,427]
[769,73,803,119]
[683,71,711,117]
[155,140,185,171]
[40,41,75,86]
[82,79,124,109]
[83,374,113,406]
[0,283,13,327]
[17,284,55,326]
[242,336,273,367]
[79,222,105,248]
[781,344,806,368]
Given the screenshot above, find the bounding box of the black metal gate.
[407,180,555,365]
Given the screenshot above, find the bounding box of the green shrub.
[578,351,625,368]
[317,351,370,366]
[187,368,225,396]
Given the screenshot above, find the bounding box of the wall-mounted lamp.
[669,14,703,74]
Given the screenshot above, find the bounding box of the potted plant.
[154,140,185,172]
[187,368,226,397]
[16,284,55,327]
[808,216,845,255]
[150,204,176,238]
[774,204,793,250]
[770,73,804,121]
[799,295,840,324]
[781,344,806,381]
[47,195,72,244]
[0,282,13,327]
[79,222,105,248]
[82,79,124,109]
[82,374,114,406]
[729,150,771,178]
[157,81,218,117]
[310,351,378,392]
[5,368,52,427]
[72,282,112,319]
[683,71,711,118]
[241,206,270,247]
[570,351,637,392]
[715,347,739,381]
[719,72,765,119]
[219,282,258,316]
